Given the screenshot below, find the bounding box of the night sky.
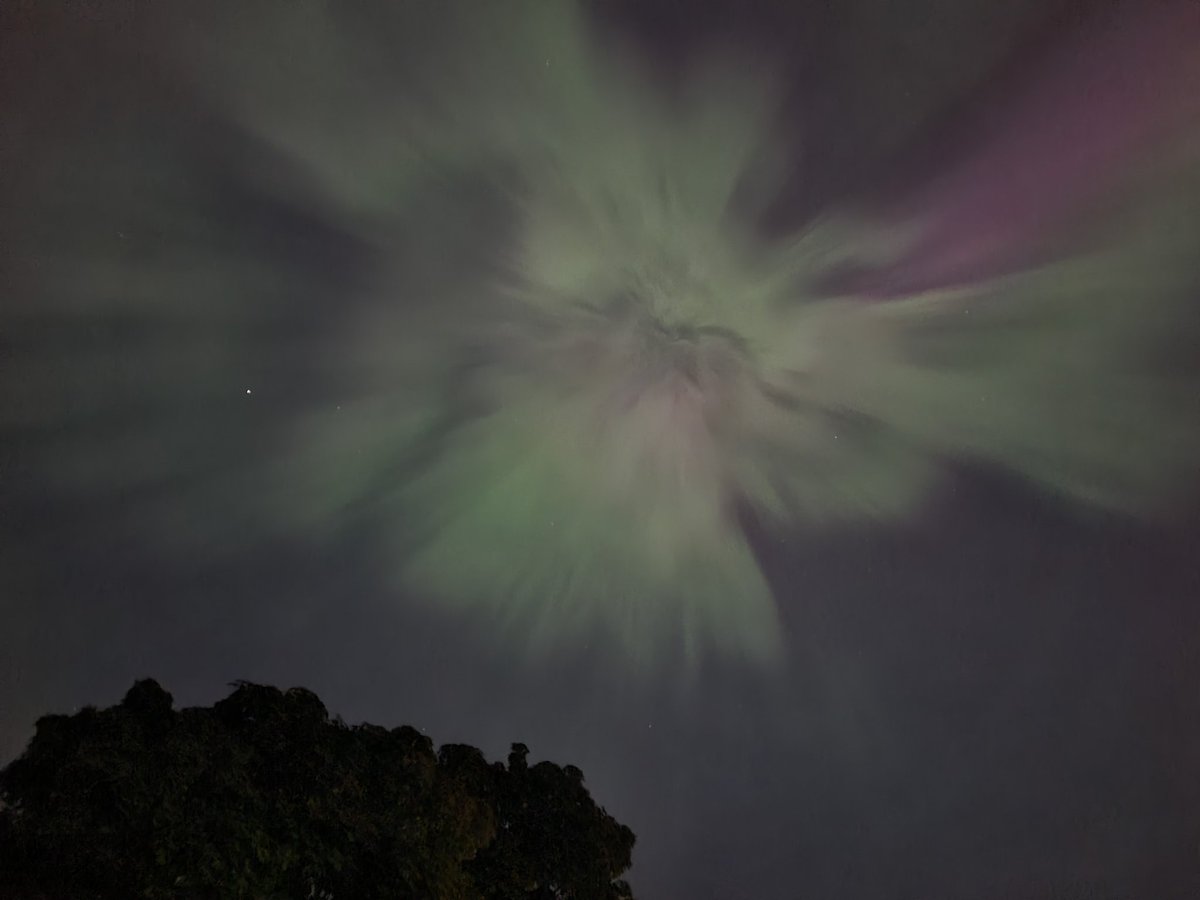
[3,2,1199,898]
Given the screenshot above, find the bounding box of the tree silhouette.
[0,680,636,899]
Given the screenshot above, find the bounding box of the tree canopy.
[0,680,635,900]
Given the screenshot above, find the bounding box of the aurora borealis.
[3,1,1200,896]
[6,0,1198,668]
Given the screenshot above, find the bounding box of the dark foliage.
[0,680,635,900]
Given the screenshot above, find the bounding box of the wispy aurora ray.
[4,1,1199,669]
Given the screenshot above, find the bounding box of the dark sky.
[2,2,1199,898]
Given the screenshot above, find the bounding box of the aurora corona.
[6,1,1200,670]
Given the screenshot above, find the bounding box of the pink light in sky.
[858,1,1200,298]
